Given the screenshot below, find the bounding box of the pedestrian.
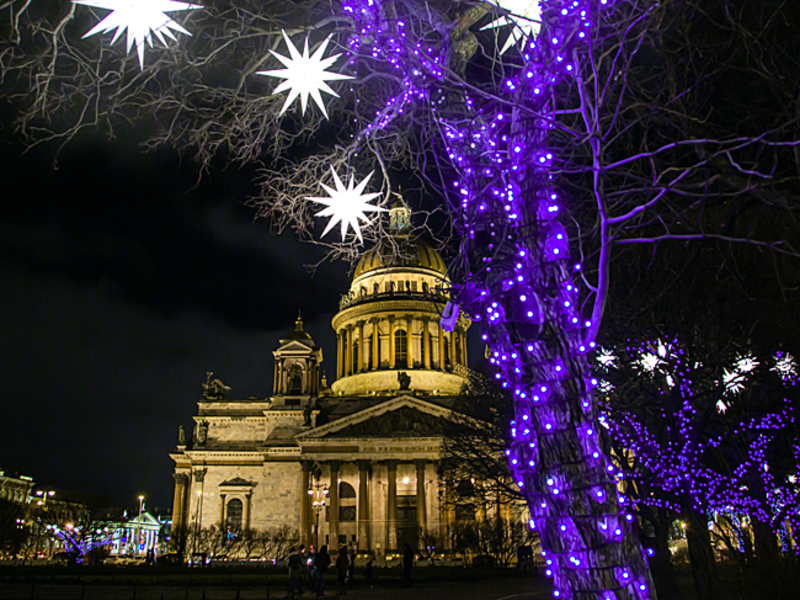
[306,546,316,591]
[347,549,356,589]
[313,545,331,598]
[288,547,303,599]
[403,543,414,588]
[335,547,349,595]
[365,558,374,588]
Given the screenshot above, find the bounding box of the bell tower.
[271,313,323,408]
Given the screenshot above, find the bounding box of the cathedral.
[170,207,474,555]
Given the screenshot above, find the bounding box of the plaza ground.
[0,566,553,600]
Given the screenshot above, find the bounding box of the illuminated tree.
[3,0,800,597]
[598,338,800,599]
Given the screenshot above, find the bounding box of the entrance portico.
[295,395,452,553]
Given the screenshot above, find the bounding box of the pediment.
[297,395,455,441]
[220,477,253,487]
[274,340,315,354]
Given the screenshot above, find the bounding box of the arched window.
[373,283,379,295]
[339,482,356,498]
[338,482,357,522]
[226,498,243,530]
[287,364,303,394]
[443,338,451,370]
[395,329,407,366]
[422,282,429,293]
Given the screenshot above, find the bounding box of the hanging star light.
[73,0,201,69]
[307,168,386,242]
[481,0,542,54]
[258,30,353,119]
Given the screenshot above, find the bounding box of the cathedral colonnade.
[336,316,468,379]
[298,458,451,553]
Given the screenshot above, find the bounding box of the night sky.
[0,133,364,512]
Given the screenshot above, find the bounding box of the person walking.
[288,547,303,599]
[403,543,414,588]
[347,549,356,590]
[335,547,349,595]
[313,545,332,598]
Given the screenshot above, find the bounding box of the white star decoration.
[258,31,353,119]
[481,0,542,55]
[74,0,201,69]
[307,168,386,242]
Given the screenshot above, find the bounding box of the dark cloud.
[0,137,481,512]
[0,139,346,509]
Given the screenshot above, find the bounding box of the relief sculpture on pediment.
[328,407,444,438]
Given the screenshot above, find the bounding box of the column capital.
[356,459,372,472]
[193,468,207,483]
[173,472,189,485]
[388,315,396,323]
[414,459,427,469]
[328,460,342,472]
[383,459,399,471]
[301,460,315,472]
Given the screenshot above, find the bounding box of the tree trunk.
[644,509,680,600]
[685,511,717,600]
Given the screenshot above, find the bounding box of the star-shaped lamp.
[74,0,201,69]
[258,30,353,119]
[307,168,387,242]
[481,0,541,54]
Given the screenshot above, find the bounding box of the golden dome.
[353,237,447,279]
[288,312,314,343]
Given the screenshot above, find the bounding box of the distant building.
[170,206,477,555]
[0,470,35,505]
[106,511,164,556]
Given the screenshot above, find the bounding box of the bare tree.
[3,0,800,597]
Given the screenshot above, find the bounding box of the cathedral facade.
[170,209,472,555]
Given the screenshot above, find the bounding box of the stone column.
[244,494,251,530]
[219,494,226,528]
[386,460,398,551]
[461,331,468,366]
[415,460,427,532]
[336,332,341,379]
[357,321,365,373]
[449,331,456,371]
[273,362,279,395]
[371,319,379,370]
[422,317,431,369]
[300,461,313,549]
[172,473,189,535]
[345,325,353,377]
[357,460,371,550]
[328,461,341,548]
[405,315,414,368]
[388,317,396,369]
[438,322,445,371]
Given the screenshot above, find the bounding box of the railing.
[338,289,450,310]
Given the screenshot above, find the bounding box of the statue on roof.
[202,372,231,402]
[397,371,411,391]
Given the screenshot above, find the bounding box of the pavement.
[0,575,553,600]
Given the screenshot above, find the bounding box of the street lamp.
[136,495,145,556]
[308,482,329,550]
[33,490,55,558]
